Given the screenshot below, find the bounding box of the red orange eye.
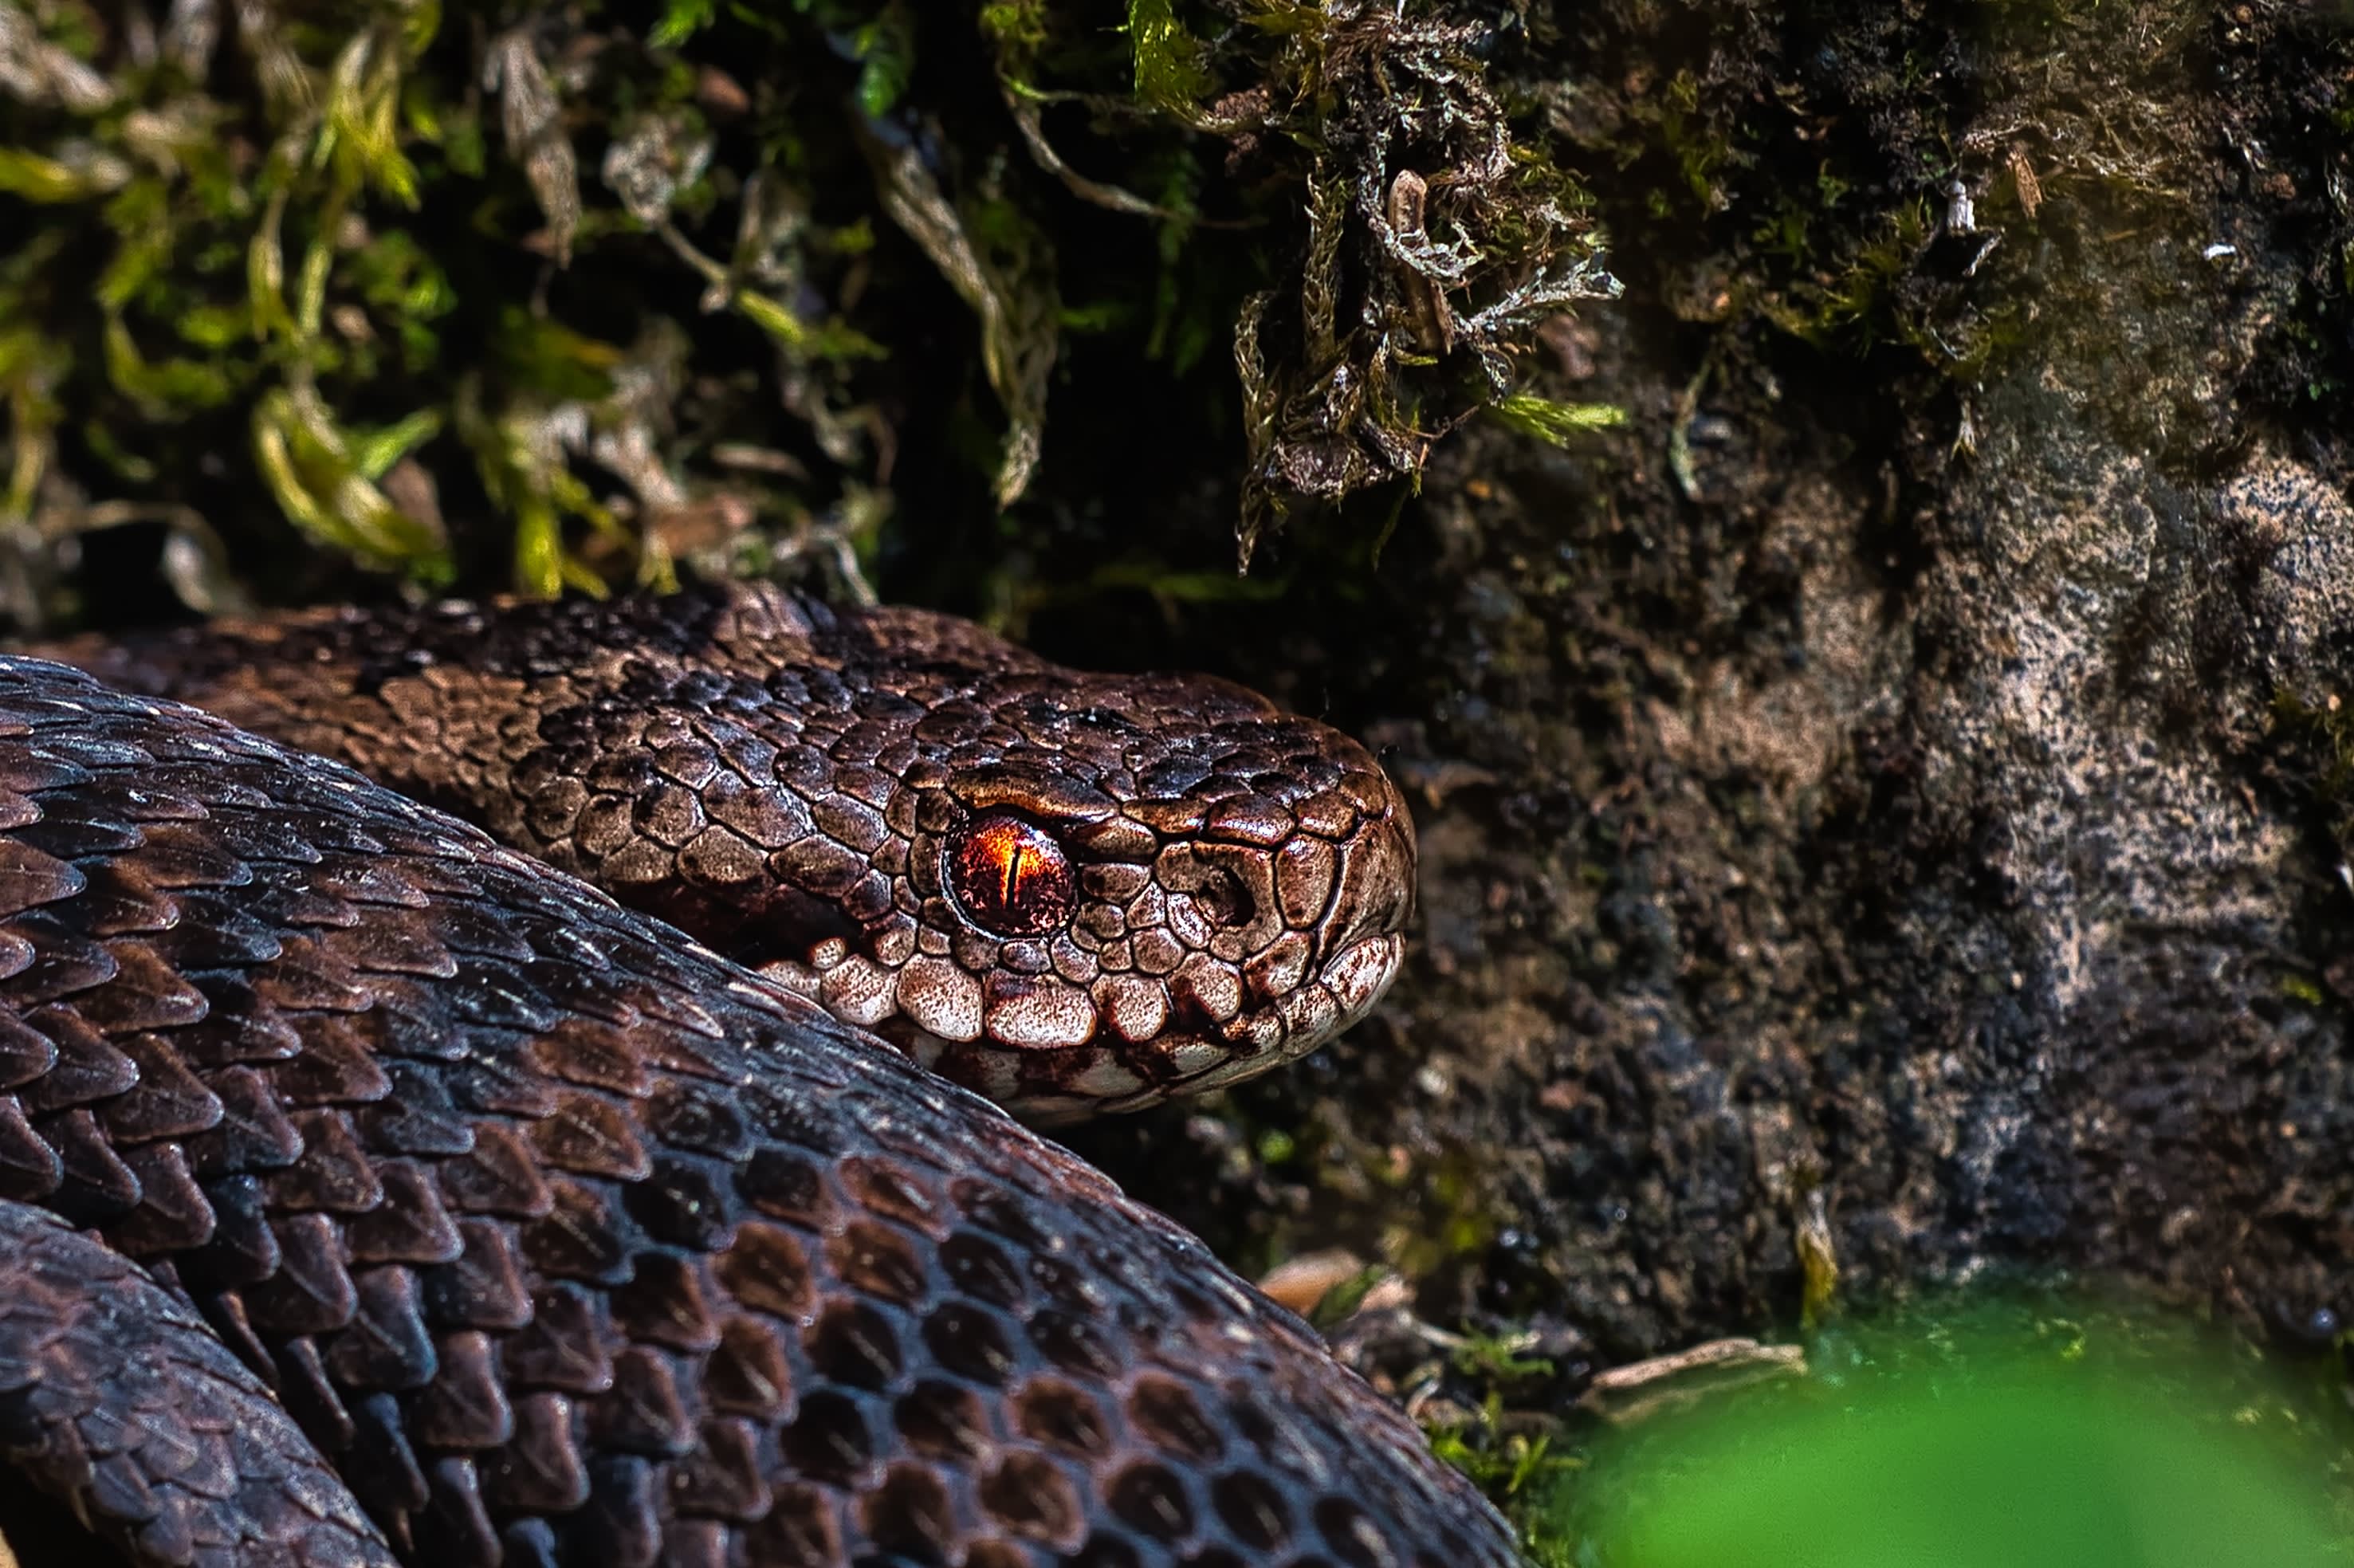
[945,814,1076,937]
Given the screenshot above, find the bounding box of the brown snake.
[0,584,1510,1568]
[48,583,1417,1126]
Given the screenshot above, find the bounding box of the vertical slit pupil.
[948,814,1076,937]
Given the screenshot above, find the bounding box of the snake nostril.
[1190,867,1251,928]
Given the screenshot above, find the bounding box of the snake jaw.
[1089,925,1410,1115]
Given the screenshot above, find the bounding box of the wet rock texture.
[1057,0,2354,1377]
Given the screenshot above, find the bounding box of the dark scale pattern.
[0,659,1515,1568]
[43,584,1417,1122]
[0,1199,399,1568]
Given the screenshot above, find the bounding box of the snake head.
[750,642,1417,1121]
[49,584,1417,1121]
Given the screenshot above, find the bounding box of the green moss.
[2269,690,2354,850]
[1429,1407,1586,1568]
[1126,0,1214,118]
[1488,393,1629,446]
[1425,1366,1590,1567]
[0,0,1614,608]
[996,1,1619,560]
[1756,198,1936,349]
[2282,973,2329,1007]
[1544,0,2229,427]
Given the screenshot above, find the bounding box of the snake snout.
[1319,794,1417,966]
[1299,774,1416,1037]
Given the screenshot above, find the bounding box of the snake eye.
[945,813,1077,937]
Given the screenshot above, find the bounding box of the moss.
[993,1,1620,561]
[1487,391,1628,446]
[2268,690,2354,847]
[1427,1404,1585,1567]
[0,0,1613,614]
[1534,0,2234,432]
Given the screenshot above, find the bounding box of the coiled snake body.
[0,584,1507,1568]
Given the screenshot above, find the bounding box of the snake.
[48,584,1417,1127]
[0,580,1511,1568]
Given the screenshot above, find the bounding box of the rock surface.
[1053,0,2354,1389]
